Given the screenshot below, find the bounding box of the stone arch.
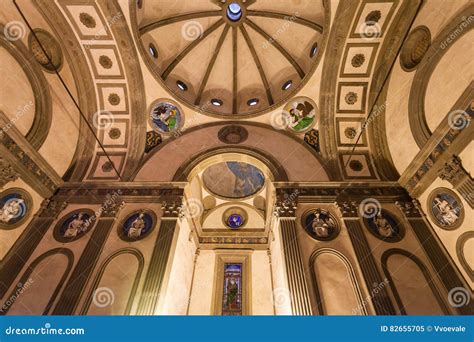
[381,248,450,314]
[134,122,330,182]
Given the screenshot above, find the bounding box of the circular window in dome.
[176,80,188,91]
[202,162,265,199]
[282,80,293,91]
[310,42,318,58]
[223,207,248,229]
[211,98,223,106]
[247,98,259,106]
[135,1,326,117]
[227,3,242,22]
[149,43,158,58]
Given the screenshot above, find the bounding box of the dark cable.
[344,0,424,169]
[12,0,123,180]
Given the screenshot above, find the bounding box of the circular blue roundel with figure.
[119,210,156,241]
[0,189,31,229]
[227,214,244,229]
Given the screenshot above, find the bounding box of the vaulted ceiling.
[0,0,472,189]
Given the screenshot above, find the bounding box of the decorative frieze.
[38,199,68,219]
[55,184,184,204]
[198,236,268,245]
[335,201,359,218]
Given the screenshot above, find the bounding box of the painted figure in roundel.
[364,209,403,242]
[303,209,339,241]
[63,212,91,238]
[0,191,29,227]
[227,213,244,229]
[203,162,265,199]
[373,212,395,238]
[432,194,460,226]
[0,198,25,224]
[150,101,181,133]
[310,209,336,238]
[284,98,316,132]
[120,210,155,241]
[128,212,146,239]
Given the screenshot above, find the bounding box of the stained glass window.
[227,213,244,229]
[222,263,242,315]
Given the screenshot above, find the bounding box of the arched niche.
[0,26,52,149]
[309,248,366,315]
[408,4,473,147]
[81,248,144,315]
[457,232,474,282]
[382,249,449,315]
[133,122,330,182]
[4,248,73,315]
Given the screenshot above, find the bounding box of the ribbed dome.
[136,0,325,117]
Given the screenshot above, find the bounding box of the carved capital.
[38,199,68,218]
[439,155,469,186]
[273,190,299,218]
[161,199,183,218]
[100,199,125,218]
[395,199,422,218]
[0,157,19,187]
[273,199,297,218]
[335,201,359,218]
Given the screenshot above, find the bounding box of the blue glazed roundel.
[227,213,244,229]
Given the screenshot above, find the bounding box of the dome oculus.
[227,3,242,22]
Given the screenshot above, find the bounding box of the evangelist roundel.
[302,209,339,241]
[119,210,156,241]
[149,99,183,134]
[363,209,404,242]
[54,209,96,243]
[427,188,464,230]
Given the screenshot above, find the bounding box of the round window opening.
[227,3,242,22]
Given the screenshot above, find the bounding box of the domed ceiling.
[136,0,325,117]
[202,161,265,199]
